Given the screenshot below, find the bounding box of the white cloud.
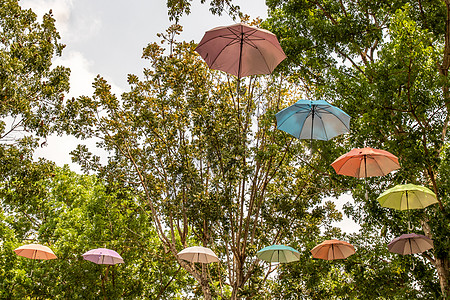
[329,193,361,234]
[54,51,95,97]
[20,0,101,43]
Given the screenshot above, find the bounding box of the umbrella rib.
[315,106,350,131]
[204,26,259,76]
[277,104,312,137]
[207,38,241,71]
[334,159,353,175]
[369,156,386,176]
[276,105,311,128]
[240,36,278,74]
[313,112,328,140]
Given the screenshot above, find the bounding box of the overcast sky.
[23,0,268,165]
[20,0,359,234]
[22,0,268,96]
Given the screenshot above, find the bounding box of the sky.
[20,0,359,234]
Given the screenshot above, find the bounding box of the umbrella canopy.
[311,239,355,260]
[14,244,57,260]
[331,147,400,178]
[195,23,286,78]
[82,248,124,265]
[388,233,433,255]
[276,99,351,141]
[256,245,300,263]
[177,246,219,264]
[377,184,438,210]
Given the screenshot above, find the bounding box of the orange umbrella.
[14,244,57,260]
[331,147,400,178]
[311,239,355,260]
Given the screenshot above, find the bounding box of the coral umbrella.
[311,240,355,260]
[276,99,351,141]
[195,23,286,79]
[388,233,433,255]
[331,147,400,178]
[82,248,124,265]
[14,244,57,260]
[256,245,300,263]
[177,246,219,264]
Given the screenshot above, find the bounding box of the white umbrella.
[177,246,219,264]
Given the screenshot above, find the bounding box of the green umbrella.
[377,184,438,210]
[256,245,300,263]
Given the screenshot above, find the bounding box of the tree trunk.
[421,219,449,298]
[435,257,449,299]
[230,257,244,300]
[201,281,213,300]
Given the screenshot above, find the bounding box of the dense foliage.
[0,0,69,142]
[2,0,449,298]
[265,0,450,298]
[63,24,344,298]
[0,165,188,299]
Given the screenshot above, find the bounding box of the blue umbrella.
[276,99,351,141]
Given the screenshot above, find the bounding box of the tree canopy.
[2,0,450,299]
[265,0,450,298]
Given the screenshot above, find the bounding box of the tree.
[165,0,240,22]
[63,24,342,299]
[0,0,70,143]
[265,0,449,297]
[0,164,189,299]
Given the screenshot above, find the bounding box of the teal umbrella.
[276,99,351,141]
[256,245,300,263]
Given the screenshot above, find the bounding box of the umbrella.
[82,248,124,265]
[195,23,286,79]
[177,246,219,264]
[388,233,433,255]
[256,245,300,263]
[331,147,400,178]
[377,184,438,210]
[276,99,351,141]
[311,239,355,260]
[14,244,57,260]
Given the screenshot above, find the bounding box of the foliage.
[61,24,345,299]
[166,0,241,22]
[265,0,449,298]
[0,0,70,142]
[0,165,190,299]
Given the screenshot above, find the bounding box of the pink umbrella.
[14,244,57,260]
[82,248,124,265]
[195,23,286,79]
[388,233,433,255]
[331,147,400,178]
[311,239,355,260]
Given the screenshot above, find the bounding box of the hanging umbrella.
[388,233,433,255]
[256,245,300,263]
[177,246,219,264]
[310,239,355,260]
[331,147,400,178]
[14,244,57,260]
[195,23,286,79]
[276,99,351,141]
[82,248,124,265]
[377,184,438,210]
